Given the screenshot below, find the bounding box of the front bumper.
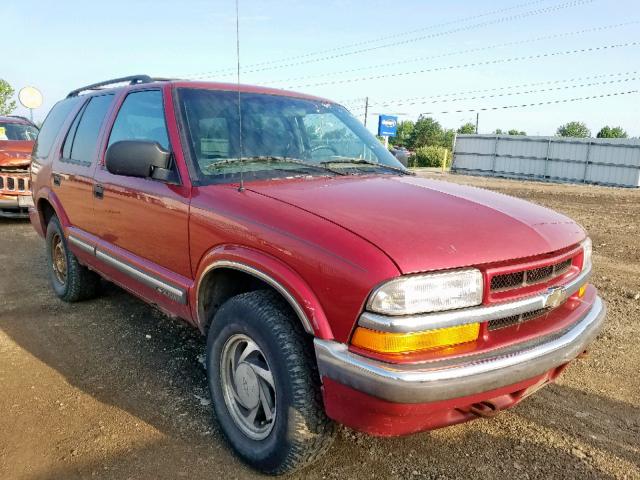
[315,296,605,404]
[0,196,30,218]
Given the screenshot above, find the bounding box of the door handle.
[93,183,104,199]
[52,173,62,187]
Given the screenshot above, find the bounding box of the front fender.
[192,244,334,339]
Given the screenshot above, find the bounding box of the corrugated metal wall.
[452,135,640,187]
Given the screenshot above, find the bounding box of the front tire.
[45,216,100,302]
[206,290,335,474]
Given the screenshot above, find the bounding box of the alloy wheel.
[220,334,277,440]
[51,233,67,285]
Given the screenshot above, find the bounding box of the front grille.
[488,307,550,331]
[0,173,30,194]
[490,271,524,291]
[490,258,573,292]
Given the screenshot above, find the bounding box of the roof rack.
[66,75,155,98]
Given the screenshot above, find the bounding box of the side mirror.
[105,140,175,181]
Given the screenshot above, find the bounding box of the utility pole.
[363,97,369,127]
[475,113,479,134]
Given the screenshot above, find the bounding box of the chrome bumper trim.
[0,198,20,207]
[315,296,605,404]
[359,267,591,333]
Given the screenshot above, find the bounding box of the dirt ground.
[1,172,639,480]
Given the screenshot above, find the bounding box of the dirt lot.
[1,173,639,480]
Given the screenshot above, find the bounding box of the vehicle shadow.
[0,218,31,233]
[513,384,640,467]
[17,390,634,480]
[1,226,637,479]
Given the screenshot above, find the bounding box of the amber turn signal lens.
[351,323,480,354]
[578,284,588,298]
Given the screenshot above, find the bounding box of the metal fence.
[451,134,640,188]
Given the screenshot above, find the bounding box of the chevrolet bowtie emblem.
[545,286,568,308]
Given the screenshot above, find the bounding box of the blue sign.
[378,115,398,137]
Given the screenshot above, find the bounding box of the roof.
[67,75,335,105]
[168,80,335,104]
[0,115,34,125]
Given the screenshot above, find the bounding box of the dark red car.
[0,115,38,217]
[29,76,605,474]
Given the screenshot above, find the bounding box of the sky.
[3,0,639,136]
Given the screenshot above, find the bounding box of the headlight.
[367,269,484,315]
[581,237,592,271]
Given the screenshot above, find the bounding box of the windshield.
[177,88,406,183]
[0,122,39,141]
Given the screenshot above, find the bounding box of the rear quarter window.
[61,94,114,166]
[33,97,82,162]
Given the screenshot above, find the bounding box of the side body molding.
[193,245,333,339]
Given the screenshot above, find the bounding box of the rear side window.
[33,97,81,161]
[108,90,169,150]
[62,94,114,166]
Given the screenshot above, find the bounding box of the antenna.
[235,0,245,192]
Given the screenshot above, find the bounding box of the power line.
[347,70,638,108]
[417,90,638,115]
[347,74,639,111]
[265,20,638,86]
[286,41,640,89]
[186,0,595,79]
[183,0,557,78]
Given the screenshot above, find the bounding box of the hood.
[0,140,33,168]
[248,175,585,274]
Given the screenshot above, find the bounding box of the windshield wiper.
[202,156,345,175]
[320,158,413,175]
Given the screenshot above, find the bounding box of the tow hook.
[468,401,499,418]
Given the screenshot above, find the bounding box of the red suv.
[0,115,38,217]
[29,76,605,474]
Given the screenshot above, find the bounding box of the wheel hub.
[234,363,260,409]
[51,234,67,284]
[220,334,277,440]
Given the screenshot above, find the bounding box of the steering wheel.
[308,144,339,156]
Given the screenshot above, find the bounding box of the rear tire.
[206,290,335,474]
[45,216,100,302]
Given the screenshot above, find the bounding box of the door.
[51,94,115,230]
[92,89,191,280]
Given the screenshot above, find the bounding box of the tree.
[596,126,627,138]
[408,116,443,149]
[390,120,414,148]
[410,145,450,168]
[556,121,591,138]
[405,116,457,150]
[494,128,525,135]
[0,79,17,116]
[441,128,456,149]
[457,122,476,134]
